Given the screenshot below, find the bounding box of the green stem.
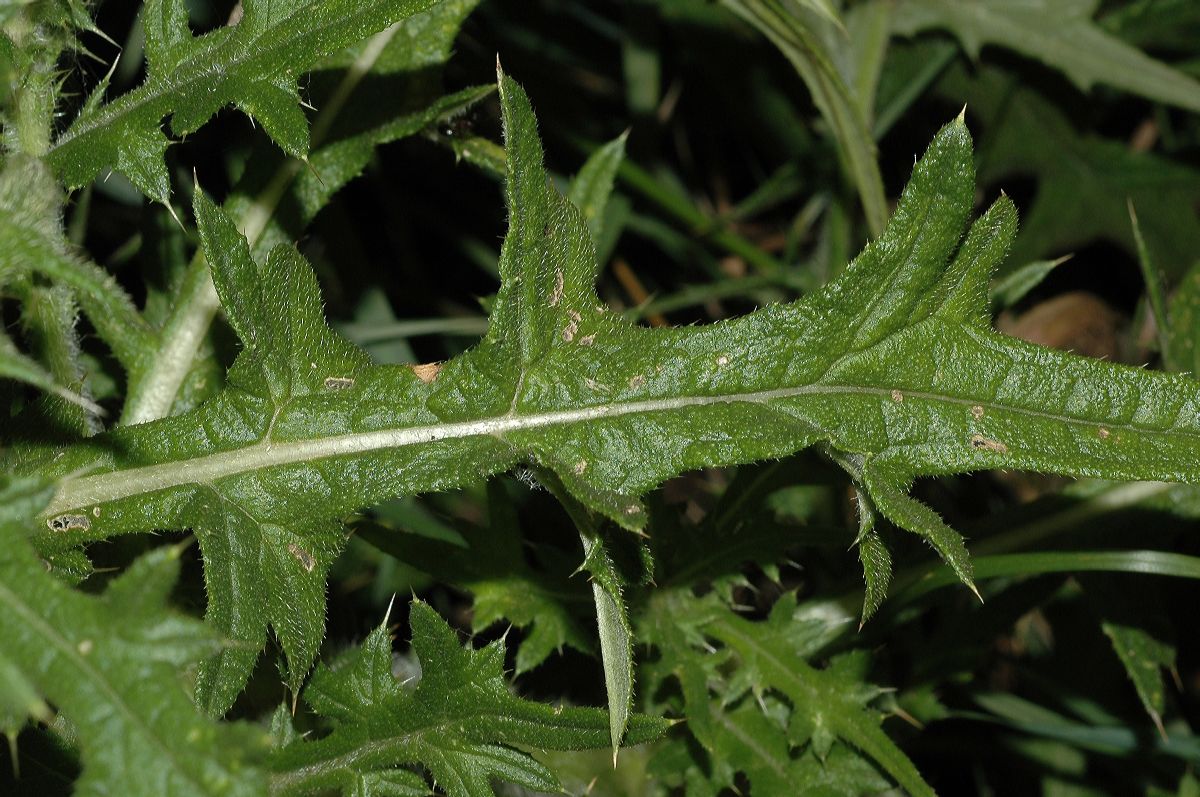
[723,0,888,238]
[20,284,100,436]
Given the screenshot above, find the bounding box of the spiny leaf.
[644,591,905,794]
[536,466,641,756]
[25,71,1200,719]
[578,531,637,759]
[120,0,487,426]
[189,187,366,714]
[267,601,669,796]
[0,477,268,796]
[892,0,1200,113]
[46,0,441,202]
[0,155,154,375]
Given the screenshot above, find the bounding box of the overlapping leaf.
[359,481,595,676]
[0,477,267,796]
[25,68,1200,730]
[892,0,1200,113]
[267,601,668,797]
[643,590,907,795]
[46,0,440,202]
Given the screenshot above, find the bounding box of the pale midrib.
[713,616,927,789]
[268,712,564,795]
[42,382,1191,519]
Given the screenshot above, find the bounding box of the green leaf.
[567,131,628,246]
[645,591,915,795]
[359,482,594,675]
[26,71,1200,718]
[0,477,268,796]
[892,0,1200,113]
[1082,576,1177,736]
[990,255,1070,310]
[536,467,640,757]
[578,529,636,759]
[952,67,1200,278]
[120,0,488,426]
[188,187,368,714]
[0,155,154,375]
[268,601,669,796]
[1170,260,1200,377]
[46,0,441,202]
[705,602,932,795]
[721,0,889,236]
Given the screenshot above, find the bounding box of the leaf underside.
[22,65,1200,758]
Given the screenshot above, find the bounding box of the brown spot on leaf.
[550,270,564,307]
[410,363,442,384]
[287,543,316,573]
[970,433,1009,453]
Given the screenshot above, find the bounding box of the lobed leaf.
[0,477,268,796]
[23,69,1200,718]
[46,0,441,202]
[358,481,595,675]
[892,0,1200,113]
[644,590,904,794]
[268,601,669,796]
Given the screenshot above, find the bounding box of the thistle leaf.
[0,477,268,796]
[268,601,668,796]
[46,0,441,202]
[27,70,1200,724]
[892,0,1200,113]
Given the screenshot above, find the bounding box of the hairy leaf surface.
[644,590,905,794]
[25,69,1200,712]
